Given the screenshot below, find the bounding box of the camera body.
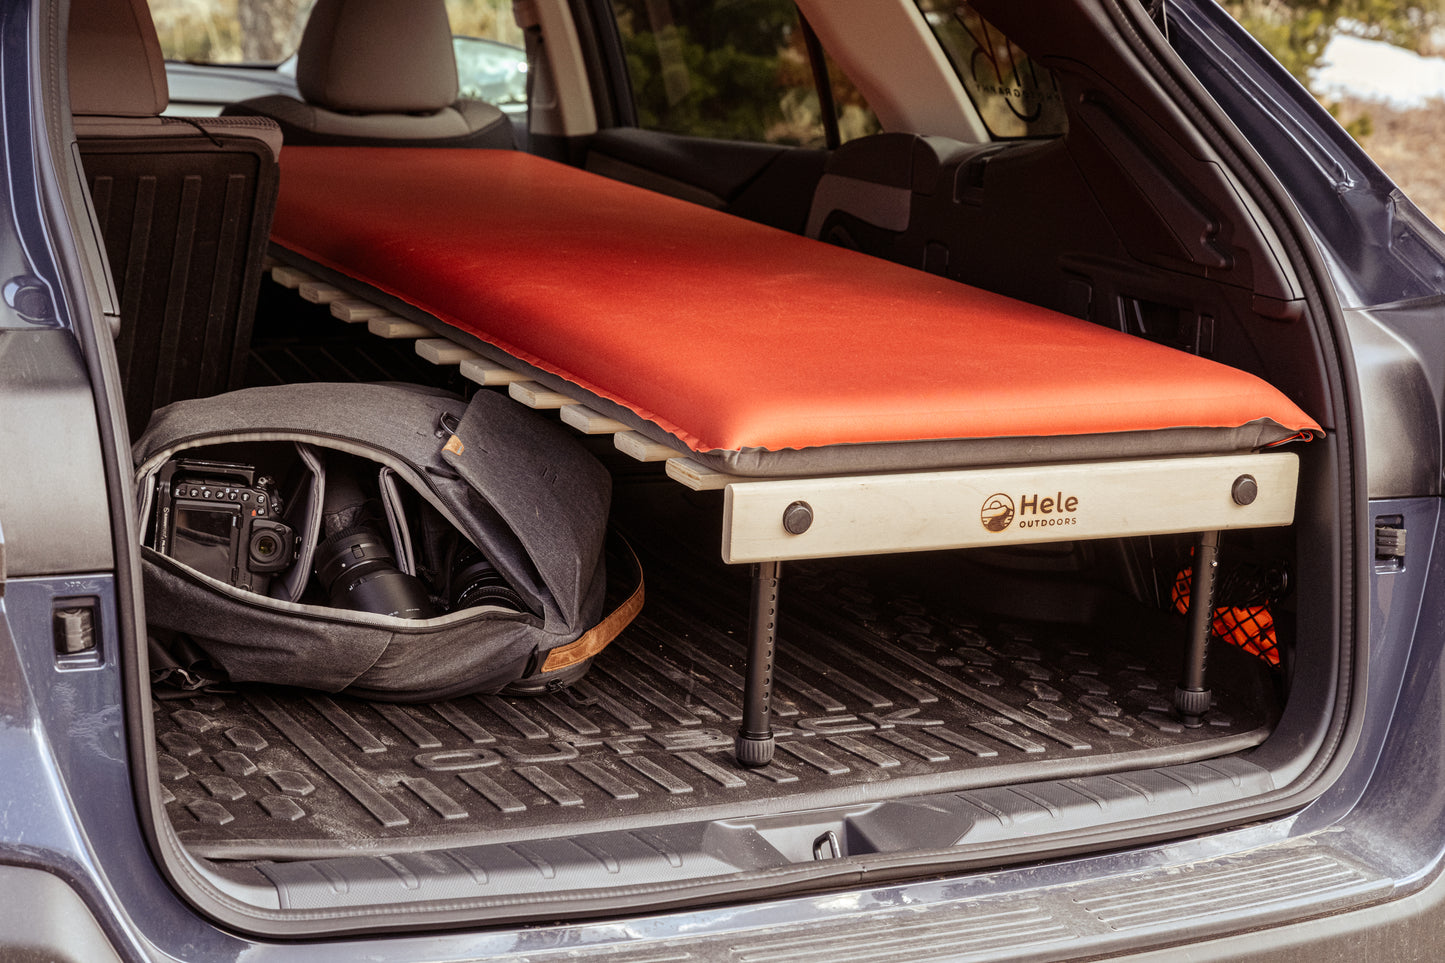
[151,458,297,595]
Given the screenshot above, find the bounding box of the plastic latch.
[54,608,96,655]
[1376,524,1407,561]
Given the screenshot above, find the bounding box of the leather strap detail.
[541,541,644,673]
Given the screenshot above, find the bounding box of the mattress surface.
[270,148,1320,458]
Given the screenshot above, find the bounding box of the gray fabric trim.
[186,116,283,159]
[689,420,1308,477]
[74,116,283,160]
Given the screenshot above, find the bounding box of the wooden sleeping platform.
[266,147,1321,765]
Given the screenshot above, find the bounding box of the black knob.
[783,501,814,535]
[1232,474,1258,506]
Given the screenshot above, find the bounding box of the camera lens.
[451,544,525,613]
[315,525,436,619]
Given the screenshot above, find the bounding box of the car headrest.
[68,0,168,117]
[297,0,460,114]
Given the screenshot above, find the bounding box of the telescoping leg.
[1174,530,1221,728]
[735,560,781,767]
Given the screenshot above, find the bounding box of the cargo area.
[156,484,1280,859]
[124,295,1298,909]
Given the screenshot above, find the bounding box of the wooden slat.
[666,457,736,491]
[459,358,527,386]
[509,381,581,410]
[367,316,430,339]
[330,298,390,322]
[615,431,679,463]
[416,338,479,365]
[560,405,628,435]
[299,281,345,304]
[270,266,315,289]
[722,452,1301,564]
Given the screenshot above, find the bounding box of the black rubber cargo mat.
[155,555,1279,859]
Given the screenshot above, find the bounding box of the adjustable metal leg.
[735,560,781,767]
[1174,530,1220,728]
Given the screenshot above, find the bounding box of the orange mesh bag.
[1172,555,1284,667]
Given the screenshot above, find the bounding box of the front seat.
[223,0,516,149]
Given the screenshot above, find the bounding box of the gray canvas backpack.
[134,382,639,701]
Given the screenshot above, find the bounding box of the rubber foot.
[735,732,775,768]
[1174,685,1212,728]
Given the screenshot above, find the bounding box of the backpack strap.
[541,537,644,674]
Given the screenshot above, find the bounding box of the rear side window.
[610,0,878,147]
[914,0,1067,139]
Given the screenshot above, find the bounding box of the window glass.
[610,0,878,147]
[147,0,520,66]
[914,0,1067,139]
[447,0,524,47]
[148,0,310,63]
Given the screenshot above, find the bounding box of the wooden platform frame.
[268,265,1303,765]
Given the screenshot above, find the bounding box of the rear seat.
[806,132,1025,273]
[222,0,515,149]
[70,0,282,436]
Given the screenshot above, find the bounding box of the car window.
[148,0,310,63]
[609,0,879,147]
[914,0,1067,139]
[147,0,521,65]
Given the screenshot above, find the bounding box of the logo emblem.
[981,493,1015,532]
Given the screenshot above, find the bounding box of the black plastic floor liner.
[155,551,1278,859]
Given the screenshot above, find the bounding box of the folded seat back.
[70,0,282,435]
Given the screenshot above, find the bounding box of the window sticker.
[916,0,1067,138]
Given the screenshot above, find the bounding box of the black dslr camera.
[151,458,297,595]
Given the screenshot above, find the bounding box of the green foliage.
[621,22,798,142]
[613,0,816,143]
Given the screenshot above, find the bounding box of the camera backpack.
[133,382,640,701]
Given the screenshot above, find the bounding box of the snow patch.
[1312,33,1445,108]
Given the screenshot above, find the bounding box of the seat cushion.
[270,147,1320,464]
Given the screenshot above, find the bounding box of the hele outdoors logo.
[980,493,1015,532]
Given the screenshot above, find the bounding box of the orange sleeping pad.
[270,148,1320,464]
